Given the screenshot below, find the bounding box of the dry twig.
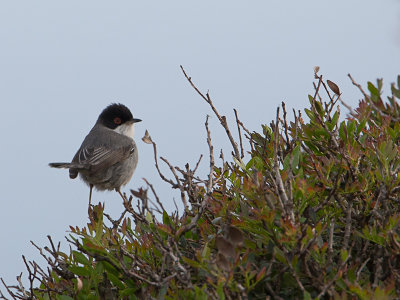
[180,65,241,159]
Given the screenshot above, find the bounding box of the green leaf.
[314,100,324,117]
[291,145,301,171]
[108,273,125,290]
[304,108,315,121]
[304,141,323,155]
[216,282,225,300]
[283,154,291,172]
[332,111,339,124]
[359,227,386,246]
[377,78,383,91]
[94,208,104,240]
[308,94,314,105]
[303,290,311,300]
[233,156,246,171]
[347,120,356,137]
[253,156,265,171]
[68,266,90,277]
[95,260,105,274]
[201,243,211,260]
[347,267,356,283]
[247,156,265,171]
[314,128,330,139]
[145,211,153,223]
[56,296,74,300]
[391,84,400,99]
[120,288,138,297]
[339,121,347,141]
[368,81,380,96]
[327,111,339,131]
[163,210,171,226]
[72,251,89,266]
[340,249,349,262]
[182,256,203,268]
[194,285,208,300]
[274,247,286,265]
[101,261,119,276]
[356,119,367,135]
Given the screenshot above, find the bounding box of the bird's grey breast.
[71,126,138,190]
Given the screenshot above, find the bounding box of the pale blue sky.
[0,0,399,290]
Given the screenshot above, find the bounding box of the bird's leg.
[88,184,93,215]
[89,184,94,205]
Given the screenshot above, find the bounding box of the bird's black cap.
[97,103,141,129]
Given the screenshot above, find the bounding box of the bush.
[2,69,400,300]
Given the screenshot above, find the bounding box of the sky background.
[0,0,399,291]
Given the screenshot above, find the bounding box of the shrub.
[2,69,400,300]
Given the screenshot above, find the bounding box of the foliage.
[2,71,400,299]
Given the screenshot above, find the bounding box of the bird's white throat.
[114,123,135,139]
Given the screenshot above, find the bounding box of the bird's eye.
[113,117,122,125]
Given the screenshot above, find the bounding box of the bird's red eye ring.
[113,117,122,125]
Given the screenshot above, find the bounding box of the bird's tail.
[49,162,89,179]
[49,162,72,168]
[49,162,88,169]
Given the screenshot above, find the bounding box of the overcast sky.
[0,0,399,290]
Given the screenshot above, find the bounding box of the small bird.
[49,103,141,206]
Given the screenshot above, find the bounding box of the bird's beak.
[133,118,142,123]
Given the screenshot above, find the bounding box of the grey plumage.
[49,103,141,201]
[49,127,138,190]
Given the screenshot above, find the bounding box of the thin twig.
[342,199,352,251]
[1,278,18,299]
[205,115,215,194]
[143,178,165,212]
[22,256,33,299]
[180,65,241,159]
[317,255,351,298]
[160,157,188,210]
[233,109,245,158]
[272,107,294,223]
[348,73,370,101]
[174,116,216,238]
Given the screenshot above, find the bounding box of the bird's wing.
[72,144,135,173]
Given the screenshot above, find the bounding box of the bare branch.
[233,109,245,158]
[348,73,370,101]
[272,107,294,223]
[205,115,215,194]
[143,178,165,213]
[180,65,241,159]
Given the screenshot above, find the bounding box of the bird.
[49,103,141,207]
